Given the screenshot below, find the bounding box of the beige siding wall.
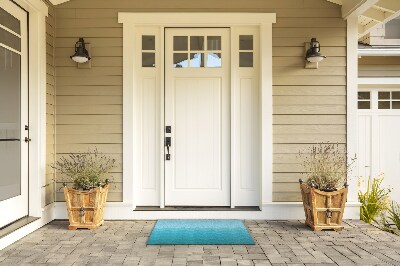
[359,56,400,77]
[55,0,346,202]
[45,1,56,206]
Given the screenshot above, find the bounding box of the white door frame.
[11,0,48,217]
[119,13,276,209]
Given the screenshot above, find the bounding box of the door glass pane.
[392,91,400,99]
[173,53,188,68]
[207,53,222,68]
[142,52,155,67]
[190,53,204,67]
[190,36,204,51]
[173,36,188,51]
[392,101,400,109]
[142,35,155,50]
[239,35,253,50]
[378,91,390,99]
[358,101,370,109]
[239,52,253,67]
[0,47,21,201]
[0,27,21,51]
[378,101,390,109]
[0,7,20,34]
[358,92,370,100]
[207,36,221,50]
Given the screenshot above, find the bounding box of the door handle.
[24,137,31,143]
[165,137,171,160]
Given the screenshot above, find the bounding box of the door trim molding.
[119,13,276,209]
[13,0,48,217]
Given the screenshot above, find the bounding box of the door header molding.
[118,12,276,26]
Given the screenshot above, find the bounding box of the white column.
[346,16,359,203]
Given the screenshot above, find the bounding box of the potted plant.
[53,148,116,230]
[298,143,355,231]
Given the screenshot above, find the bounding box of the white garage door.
[358,89,400,202]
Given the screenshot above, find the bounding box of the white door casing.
[119,13,275,209]
[0,0,28,228]
[164,28,230,206]
[357,88,400,203]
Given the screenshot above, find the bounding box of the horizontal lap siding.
[359,57,400,77]
[55,0,346,202]
[45,2,56,207]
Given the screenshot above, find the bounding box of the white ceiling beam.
[342,0,380,19]
[374,0,400,12]
[361,8,387,22]
[326,0,343,5]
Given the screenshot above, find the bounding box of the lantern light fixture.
[305,38,326,62]
[70,37,91,64]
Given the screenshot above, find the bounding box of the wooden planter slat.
[300,183,347,231]
[64,184,109,230]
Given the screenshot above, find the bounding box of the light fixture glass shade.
[70,38,91,63]
[71,55,89,63]
[305,38,326,63]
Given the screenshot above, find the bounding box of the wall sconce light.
[305,38,326,69]
[70,37,91,64]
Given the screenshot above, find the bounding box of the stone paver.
[0,220,399,265]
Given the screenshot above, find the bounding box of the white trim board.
[118,13,276,209]
[54,202,360,220]
[359,77,400,85]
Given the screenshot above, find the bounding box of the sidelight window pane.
[239,52,253,67]
[142,35,155,50]
[239,35,253,50]
[142,52,155,67]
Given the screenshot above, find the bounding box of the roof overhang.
[327,0,400,39]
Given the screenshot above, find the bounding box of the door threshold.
[0,216,39,239]
[134,206,260,211]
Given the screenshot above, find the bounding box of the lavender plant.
[52,148,116,190]
[299,143,355,191]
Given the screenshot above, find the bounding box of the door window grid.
[239,35,253,67]
[358,91,371,109]
[378,91,400,109]
[173,35,222,68]
[358,90,400,110]
[142,35,155,67]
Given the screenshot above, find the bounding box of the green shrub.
[358,177,391,224]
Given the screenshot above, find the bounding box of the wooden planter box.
[63,184,109,230]
[299,182,347,231]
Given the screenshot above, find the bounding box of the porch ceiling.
[49,0,399,41]
[327,0,400,39]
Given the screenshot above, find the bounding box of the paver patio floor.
[0,220,399,265]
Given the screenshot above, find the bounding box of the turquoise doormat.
[147,220,255,245]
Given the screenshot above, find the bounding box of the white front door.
[0,0,29,228]
[164,28,230,206]
[357,89,400,203]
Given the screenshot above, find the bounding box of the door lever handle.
[165,137,171,160]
